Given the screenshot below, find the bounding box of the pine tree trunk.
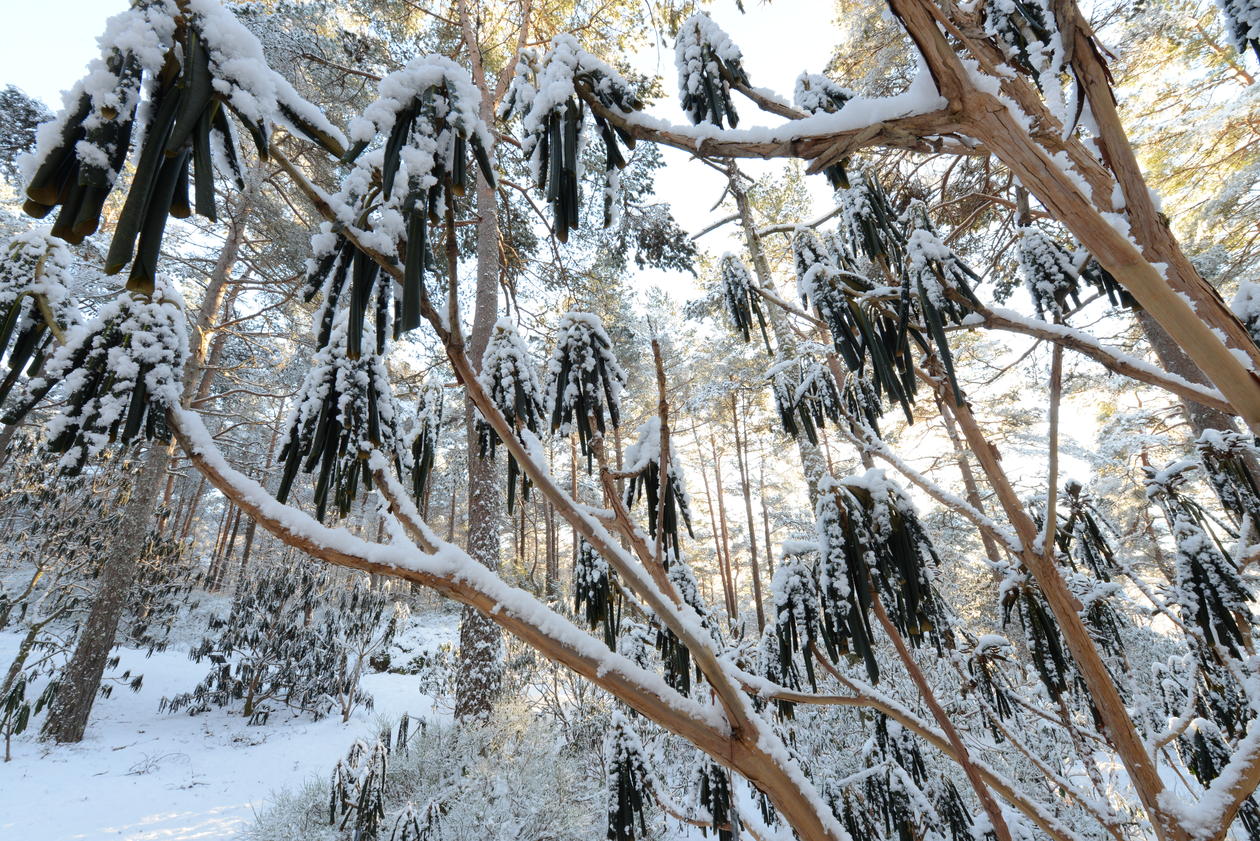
[709,433,738,622]
[40,210,244,743]
[545,502,558,598]
[759,459,774,579]
[235,405,283,589]
[40,444,170,743]
[730,394,765,631]
[1136,311,1251,443]
[935,394,1004,570]
[454,113,504,722]
[694,427,729,616]
[205,504,233,591]
[179,476,207,543]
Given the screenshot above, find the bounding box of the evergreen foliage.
[22,0,342,292]
[1219,0,1260,61]
[499,36,643,240]
[476,319,545,513]
[545,311,625,468]
[1,277,186,473]
[163,562,399,722]
[622,417,695,564]
[674,13,748,129]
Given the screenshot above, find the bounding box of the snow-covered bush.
[248,705,601,841]
[163,561,402,723]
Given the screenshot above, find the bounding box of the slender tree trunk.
[710,434,738,622]
[453,32,505,718]
[545,502,558,598]
[731,394,765,631]
[724,160,827,500]
[446,475,458,543]
[694,427,730,618]
[236,403,283,588]
[759,459,774,579]
[206,504,234,591]
[935,395,1005,570]
[220,507,244,588]
[179,476,206,543]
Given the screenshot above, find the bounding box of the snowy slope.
[0,614,456,841]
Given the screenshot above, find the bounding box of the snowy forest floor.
[0,614,457,841]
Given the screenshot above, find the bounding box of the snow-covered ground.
[0,613,456,841]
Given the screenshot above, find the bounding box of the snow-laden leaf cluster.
[545,311,626,467]
[499,35,643,239]
[2,277,186,473]
[622,416,696,564]
[0,227,80,405]
[476,318,545,512]
[674,12,749,129]
[342,55,495,333]
[24,0,342,292]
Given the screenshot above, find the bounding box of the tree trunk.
[205,503,234,591]
[694,427,731,620]
[724,161,828,500]
[1136,311,1249,440]
[759,459,774,579]
[709,433,739,623]
[544,501,558,598]
[454,81,504,721]
[731,394,765,632]
[40,444,170,742]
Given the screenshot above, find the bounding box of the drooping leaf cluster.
[793,73,855,189]
[692,761,739,841]
[674,13,749,129]
[1,276,187,474]
[343,55,496,333]
[574,538,620,650]
[545,311,626,468]
[769,357,842,445]
[1145,459,1255,662]
[717,254,771,354]
[771,172,981,428]
[409,384,444,506]
[1196,429,1260,533]
[499,36,643,240]
[1219,0,1260,61]
[476,319,545,513]
[605,712,653,841]
[0,228,80,403]
[814,473,952,683]
[1000,570,1075,701]
[622,417,695,564]
[329,734,391,840]
[1017,225,1133,320]
[276,304,402,521]
[983,0,1063,81]
[23,0,343,294]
